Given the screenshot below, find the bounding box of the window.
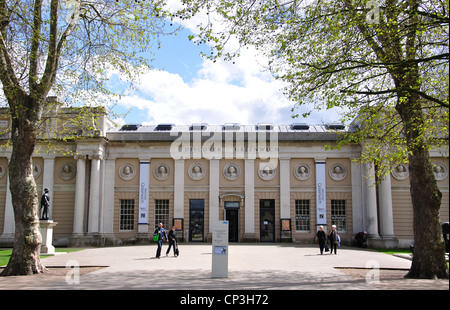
[120,199,135,231]
[155,199,170,229]
[295,200,310,231]
[331,200,346,232]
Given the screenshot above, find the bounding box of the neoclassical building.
[0,108,448,248]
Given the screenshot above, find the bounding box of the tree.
[0,0,174,276]
[174,0,449,279]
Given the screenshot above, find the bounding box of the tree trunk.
[396,92,449,279]
[0,95,46,276]
[405,147,448,279]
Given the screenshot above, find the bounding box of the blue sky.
[110,10,344,128]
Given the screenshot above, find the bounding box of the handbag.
[153,234,159,242]
[325,244,329,252]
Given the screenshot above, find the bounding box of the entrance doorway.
[189,199,204,242]
[260,199,275,242]
[225,201,240,242]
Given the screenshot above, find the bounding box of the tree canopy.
[174,0,449,175]
[0,0,176,276]
[174,0,449,278]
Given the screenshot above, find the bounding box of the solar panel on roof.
[326,124,345,130]
[291,123,310,130]
[155,124,174,131]
[119,124,141,131]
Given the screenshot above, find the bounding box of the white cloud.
[115,51,299,126]
[113,1,342,126]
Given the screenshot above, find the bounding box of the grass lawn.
[0,248,84,267]
[374,248,449,268]
[373,248,412,256]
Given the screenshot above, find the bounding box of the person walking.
[153,223,167,259]
[166,226,178,257]
[328,225,339,255]
[316,226,327,254]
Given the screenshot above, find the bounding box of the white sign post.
[211,221,229,278]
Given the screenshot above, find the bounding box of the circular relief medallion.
[58,162,77,180]
[119,163,136,181]
[32,162,42,179]
[294,163,312,181]
[258,163,276,181]
[0,164,5,179]
[432,162,448,181]
[154,163,170,181]
[223,163,241,181]
[329,163,347,181]
[391,164,409,180]
[188,163,206,181]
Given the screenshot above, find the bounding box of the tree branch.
[29,0,44,93]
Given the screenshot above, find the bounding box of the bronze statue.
[40,188,50,220]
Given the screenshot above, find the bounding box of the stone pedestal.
[39,220,58,255]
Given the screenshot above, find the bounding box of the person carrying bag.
[153,223,167,259]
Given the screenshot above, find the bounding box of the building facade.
[0,109,448,248]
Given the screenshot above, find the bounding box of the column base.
[367,236,399,249]
[242,233,258,243]
[69,233,123,246]
[0,233,15,247]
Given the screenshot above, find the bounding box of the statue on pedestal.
[40,188,50,220]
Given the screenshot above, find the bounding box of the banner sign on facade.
[139,162,150,224]
[315,162,327,226]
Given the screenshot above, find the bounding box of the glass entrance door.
[260,199,275,242]
[225,201,240,242]
[189,199,204,242]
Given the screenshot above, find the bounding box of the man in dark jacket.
[153,223,167,258]
[166,226,178,257]
[316,225,327,254]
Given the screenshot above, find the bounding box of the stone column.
[102,157,116,244]
[174,159,185,218]
[0,156,14,246]
[378,173,398,248]
[209,159,220,240]
[174,159,185,240]
[244,159,256,241]
[279,158,291,219]
[88,155,101,234]
[351,160,364,234]
[72,155,86,236]
[363,162,380,241]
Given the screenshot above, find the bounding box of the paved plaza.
[0,244,448,292]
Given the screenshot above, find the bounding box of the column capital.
[88,154,103,160]
[74,154,87,161]
[139,158,151,164]
[314,157,327,163]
